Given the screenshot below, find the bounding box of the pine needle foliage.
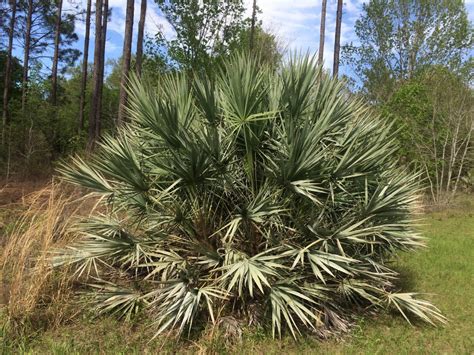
[56,54,445,338]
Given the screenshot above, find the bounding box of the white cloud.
[245,0,365,69]
[144,2,175,39]
[104,39,120,52]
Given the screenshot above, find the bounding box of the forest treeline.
[0,0,282,173]
[0,0,473,203]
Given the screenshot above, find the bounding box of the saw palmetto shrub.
[57,54,445,338]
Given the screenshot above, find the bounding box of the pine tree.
[318,0,326,65]
[95,0,108,140]
[117,0,134,126]
[21,0,33,111]
[51,0,63,106]
[88,0,104,149]
[333,0,343,77]
[136,0,147,76]
[2,0,16,128]
[78,0,92,132]
[249,0,257,51]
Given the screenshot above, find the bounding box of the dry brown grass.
[0,181,99,330]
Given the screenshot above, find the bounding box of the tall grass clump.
[0,182,98,331]
[56,54,445,339]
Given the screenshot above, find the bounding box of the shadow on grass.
[392,262,419,292]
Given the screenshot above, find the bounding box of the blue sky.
[62,0,474,75]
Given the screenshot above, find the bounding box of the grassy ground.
[1,194,473,354]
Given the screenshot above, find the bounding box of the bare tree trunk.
[447,98,471,199]
[51,0,63,106]
[318,0,327,65]
[88,0,103,150]
[431,105,440,202]
[95,0,108,140]
[2,0,16,133]
[78,0,92,133]
[446,119,460,195]
[423,162,437,202]
[439,129,449,199]
[452,122,473,198]
[249,0,257,51]
[117,0,135,126]
[136,0,147,76]
[21,0,33,112]
[333,0,343,78]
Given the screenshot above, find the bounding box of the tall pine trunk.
[136,0,147,76]
[88,0,103,149]
[51,0,63,106]
[95,0,108,140]
[78,0,92,132]
[117,0,134,126]
[333,0,343,78]
[249,0,257,51]
[2,0,16,130]
[318,0,327,65]
[21,0,33,112]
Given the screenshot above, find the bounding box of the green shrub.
[57,54,445,339]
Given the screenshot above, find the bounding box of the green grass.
[2,197,473,354]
